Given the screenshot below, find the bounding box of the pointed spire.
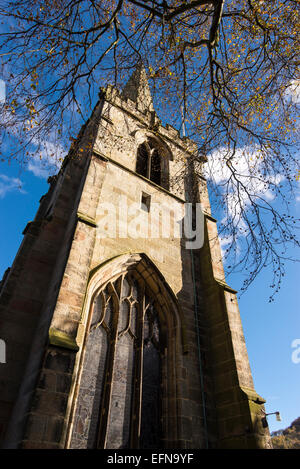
[121,63,154,113]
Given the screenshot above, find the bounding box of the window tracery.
[70,271,164,449]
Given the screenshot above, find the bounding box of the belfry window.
[70,272,164,449]
[136,137,170,189]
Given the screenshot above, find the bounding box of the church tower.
[0,65,271,449]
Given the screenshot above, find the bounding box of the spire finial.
[121,63,154,113]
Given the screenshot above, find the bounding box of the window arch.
[136,136,171,190]
[70,270,169,449]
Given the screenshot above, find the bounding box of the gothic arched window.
[70,272,165,449]
[136,137,171,190]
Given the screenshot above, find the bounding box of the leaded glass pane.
[140,341,161,448]
[131,277,139,300]
[122,276,131,298]
[119,299,130,332]
[104,296,114,330]
[70,326,108,448]
[90,294,103,329]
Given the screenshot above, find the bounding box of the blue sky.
[236,251,300,433]
[0,80,5,103]
[0,154,299,434]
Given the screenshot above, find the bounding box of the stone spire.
[121,63,154,113]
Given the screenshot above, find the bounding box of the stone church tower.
[0,65,271,449]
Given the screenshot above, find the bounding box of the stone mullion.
[96,300,119,449]
[130,290,144,448]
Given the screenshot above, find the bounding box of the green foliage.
[272,417,300,449]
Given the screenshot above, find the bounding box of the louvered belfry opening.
[136,142,149,179]
[150,148,161,186]
[70,271,164,449]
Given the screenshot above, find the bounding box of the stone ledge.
[215,278,238,294]
[203,212,217,223]
[22,220,42,236]
[49,328,79,352]
[101,115,114,126]
[240,386,266,405]
[77,211,97,228]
